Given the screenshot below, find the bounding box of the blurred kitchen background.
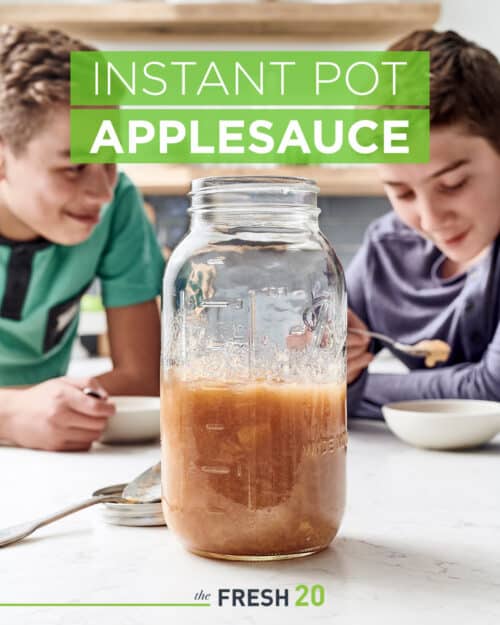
[1,0,493,266]
[0,0,493,369]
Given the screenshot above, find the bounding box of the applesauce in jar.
[161,372,346,560]
[161,176,348,560]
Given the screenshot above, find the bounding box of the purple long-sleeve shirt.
[346,212,500,419]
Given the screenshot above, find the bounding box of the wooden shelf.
[122,163,384,196]
[0,2,440,41]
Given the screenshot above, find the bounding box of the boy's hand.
[3,377,115,451]
[347,309,374,384]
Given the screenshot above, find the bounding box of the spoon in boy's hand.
[82,386,105,399]
[349,328,451,367]
[0,463,161,548]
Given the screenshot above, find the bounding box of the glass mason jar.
[161,176,347,561]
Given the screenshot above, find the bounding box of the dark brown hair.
[389,29,500,151]
[0,25,94,154]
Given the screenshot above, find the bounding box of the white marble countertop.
[1,420,499,625]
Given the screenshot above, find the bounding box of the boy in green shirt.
[0,26,165,451]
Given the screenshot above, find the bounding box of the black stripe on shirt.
[0,237,51,321]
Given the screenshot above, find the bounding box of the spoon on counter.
[0,462,161,548]
[349,328,451,367]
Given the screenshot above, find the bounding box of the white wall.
[435,0,500,57]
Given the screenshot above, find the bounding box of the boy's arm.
[94,173,164,396]
[345,234,381,416]
[357,319,500,419]
[97,299,161,396]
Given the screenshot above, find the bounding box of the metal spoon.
[122,461,161,503]
[0,462,161,548]
[349,328,451,365]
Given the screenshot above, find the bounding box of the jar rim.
[189,175,319,197]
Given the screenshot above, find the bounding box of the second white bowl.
[382,399,500,450]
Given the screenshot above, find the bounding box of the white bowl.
[99,396,161,444]
[382,400,500,450]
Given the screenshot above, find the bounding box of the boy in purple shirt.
[347,30,500,419]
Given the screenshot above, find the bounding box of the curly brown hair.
[389,29,500,152]
[0,24,94,154]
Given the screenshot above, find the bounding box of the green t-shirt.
[0,172,165,386]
